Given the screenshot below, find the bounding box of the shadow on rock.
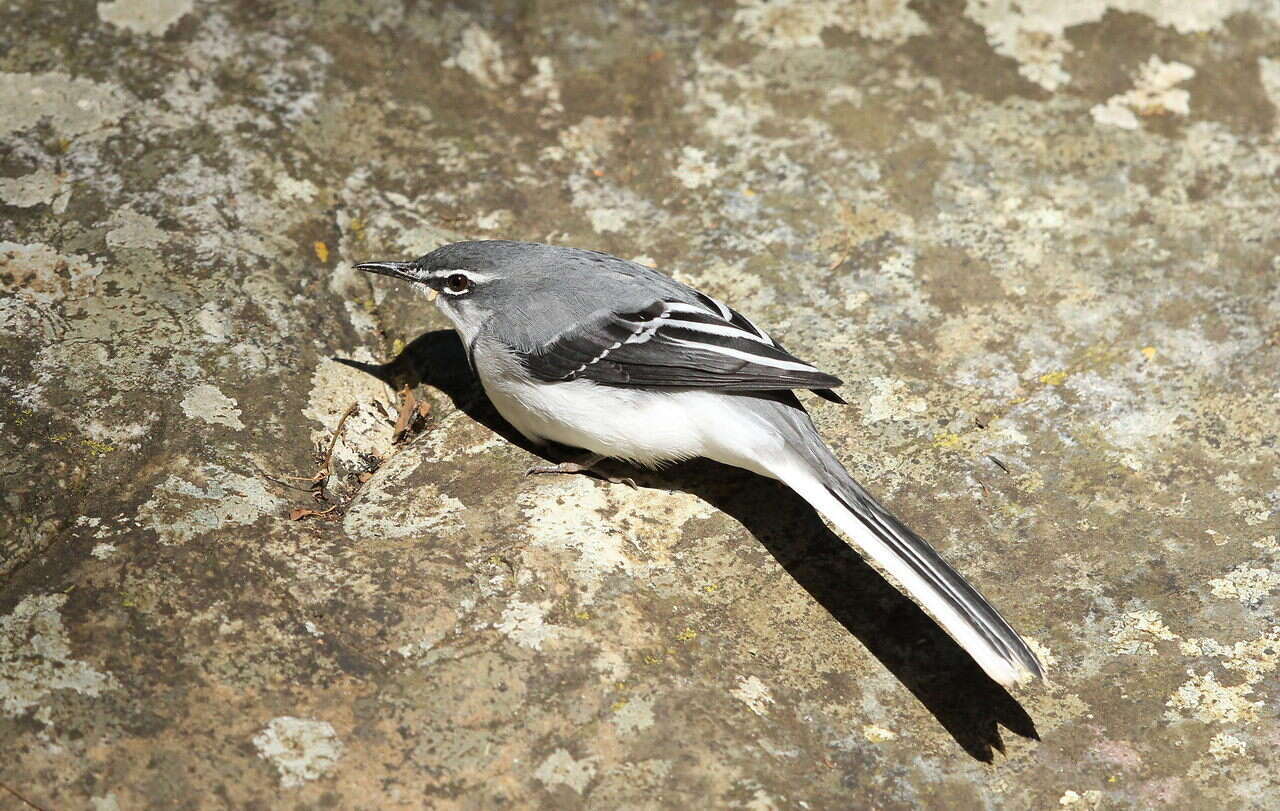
[337,329,1039,762]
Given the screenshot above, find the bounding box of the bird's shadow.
[337,330,1038,761]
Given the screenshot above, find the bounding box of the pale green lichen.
[98,0,193,36]
[343,453,467,541]
[179,384,245,430]
[0,71,129,139]
[1208,565,1280,607]
[1165,670,1261,724]
[0,168,69,211]
[611,693,656,735]
[965,1,1248,91]
[533,748,597,795]
[442,24,514,88]
[731,675,776,717]
[733,0,925,49]
[1,594,117,718]
[138,464,284,545]
[495,600,561,651]
[104,209,167,249]
[1109,610,1178,656]
[1091,57,1196,130]
[3,0,1280,805]
[252,717,344,788]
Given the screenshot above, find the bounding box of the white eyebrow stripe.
[428,268,494,283]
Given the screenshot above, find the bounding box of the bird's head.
[357,240,544,331]
[358,240,637,346]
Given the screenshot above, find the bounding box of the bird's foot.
[525,458,636,488]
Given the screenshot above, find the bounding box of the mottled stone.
[1,0,1278,807]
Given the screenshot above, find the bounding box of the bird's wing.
[518,296,843,393]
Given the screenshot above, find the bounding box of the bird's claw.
[526,462,588,476]
[525,462,635,488]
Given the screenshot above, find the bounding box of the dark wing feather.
[520,299,842,394]
[694,292,845,402]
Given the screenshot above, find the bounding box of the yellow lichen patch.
[676,628,697,641]
[932,431,964,449]
[81,439,116,457]
[1141,346,1157,361]
[313,241,329,262]
[1025,342,1129,394]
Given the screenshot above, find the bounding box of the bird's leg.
[526,454,636,488]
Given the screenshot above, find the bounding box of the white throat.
[435,297,489,349]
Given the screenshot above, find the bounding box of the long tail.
[761,414,1044,687]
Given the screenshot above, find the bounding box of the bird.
[357,240,1044,688]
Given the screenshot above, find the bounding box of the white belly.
[481,374,783,475]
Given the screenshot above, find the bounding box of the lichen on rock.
[1,0,1278,806]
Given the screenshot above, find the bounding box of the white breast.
[452,325,789,473]
[476,364,784,476]
[480,374,695,466]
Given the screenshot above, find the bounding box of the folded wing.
[520,297,843,394]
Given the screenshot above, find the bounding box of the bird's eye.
[444,273,472,294]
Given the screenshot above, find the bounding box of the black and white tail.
[768,431,1044,688]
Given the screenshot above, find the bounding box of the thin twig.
[290,504,342,521]
[987,454,1010,474]
[316,403,359,496]
[261,402,359,502]
[258,402,358,496]
[0,781,51,811]
[256,467,323,493]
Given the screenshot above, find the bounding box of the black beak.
[355,261,419,283]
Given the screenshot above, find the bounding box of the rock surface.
[2,1,1278,807]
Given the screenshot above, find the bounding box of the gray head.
[357,240,685,346]
[357,240,550,295]
[357,241,555,340]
